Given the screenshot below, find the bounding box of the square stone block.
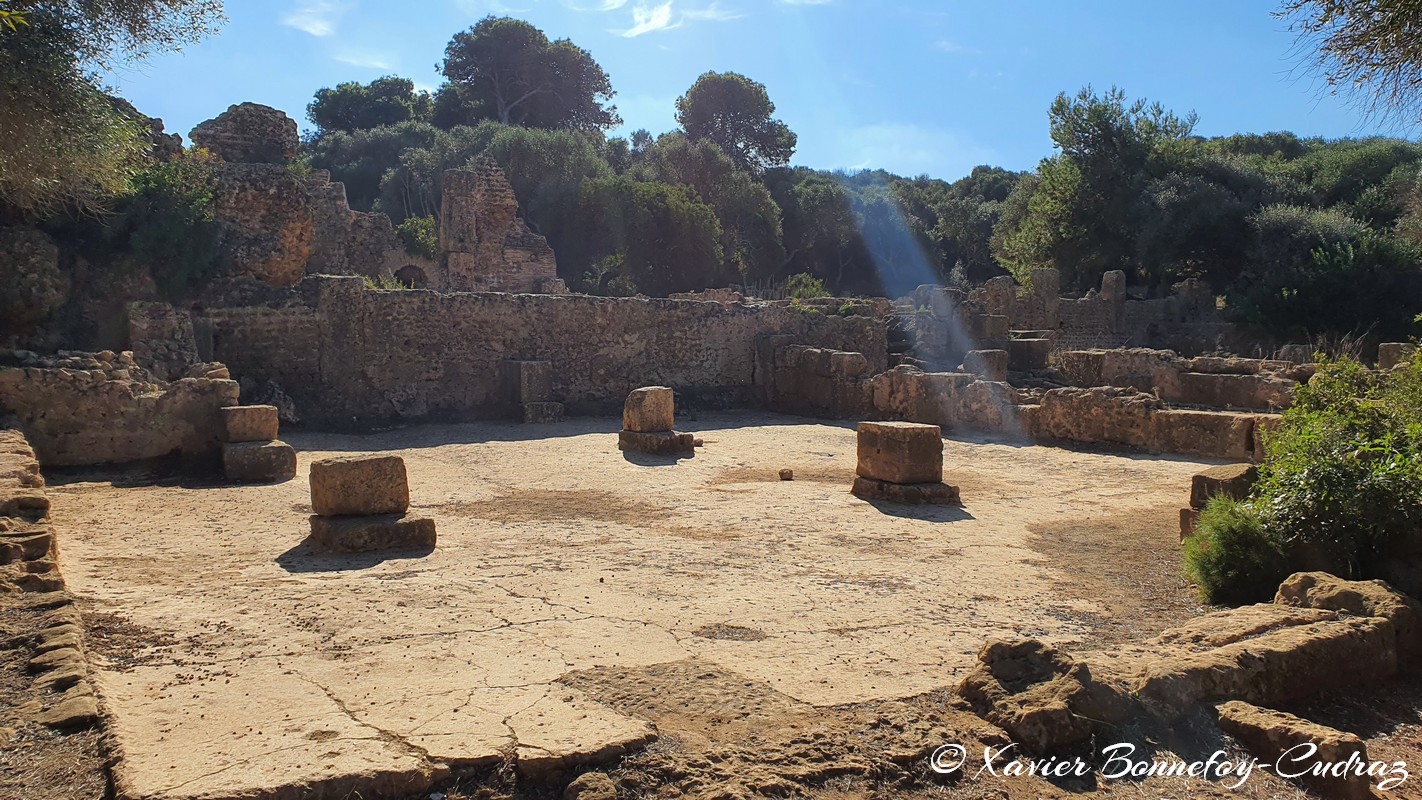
[221,405,279,443]
[523,402,564,424]
[618,430,695,457]
[1008,338,1052,371]
[223,441,296,484]
[851,476,960,505]
[856,421,943,485]
[504,360,553,404]
[963,350,1009,382]
[308,514,436,554]
[623,386,675,433]
[310,455,409,517]
[1190,463,1258,509]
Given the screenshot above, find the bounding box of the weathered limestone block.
[958,639,1131,753]
[523,402,564,424]
[1007,338,1051,371]
[1217,702,1373,800]
[1190,463,1258,510]
[1151,410,1256,462]
[1171,372,1295,410]
[1100,269,1127,303]
[211,163,315,287]
[623,387,675,433]
[308,514,436,554]
[851,476,960,505]
[127,302,201,381]
[1251,413,1282,462]
[505,360,553,404]
[223,441,297,484]
[856,421,943,485]
[309,455,409,517]
[1054,350,1105,387]
[1275,571,1422,664]
[618,430,695,457]
[1033,388,1159,450]
[1378,342,1418,370]
[190,103,299,164]
[963,350,1008,382]
[220,405,279,443]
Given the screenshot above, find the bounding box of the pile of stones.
[221,404,297,483]
[307,454,436,553]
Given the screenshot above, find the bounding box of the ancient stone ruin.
[618,386,696,456]
[3,97,1421,800]
[307,454,436,553]
[441,160,564,294]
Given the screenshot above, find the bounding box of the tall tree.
[1278,0,1422,124]
[675,72,796,173]
[307,76,432,135]
[440,16,619,131]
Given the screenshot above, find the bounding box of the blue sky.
[105,0,1404,181]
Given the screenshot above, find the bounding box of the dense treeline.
[304,16,1422,339]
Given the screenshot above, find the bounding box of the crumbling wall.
[201,276,883,426]
[0,351,239,467]
[440,161,562,294]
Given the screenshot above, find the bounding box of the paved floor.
[49,413,1210,799]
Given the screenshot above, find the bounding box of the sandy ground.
[46,412,1216,800]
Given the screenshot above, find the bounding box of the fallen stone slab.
[1275,571,1422,663]
[1,530,53,563]
[223,440,297,484]
[618,430,695,457]
[856,421,943,485]
[309,454,409,516]
[220,404,280,443]
[623,386,675,433]
[1190,463,1258,510]
[1217,701,1373,800]
[308,514,436,554]
[1378,342,1417,370]
[29,646,84,673]
[851,477,960,506]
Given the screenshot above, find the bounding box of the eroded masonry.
[3,102,1420,800]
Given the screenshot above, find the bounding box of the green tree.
[308,76,433,135]
[304,121,442,212]
[637,132,784,281]
[675,72,796,173]
[1278,0,1422,124]
[1,1,222,216]
[440,16,619,131]
[570,177,724,296]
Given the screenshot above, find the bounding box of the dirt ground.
[31,412,1421,799]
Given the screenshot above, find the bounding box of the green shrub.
[1185,352,1422,604]
[786,272,828,300]
[114,149,225,299]
[397,214,438,259]
[1185,496,1289,606]
[362,273,413,291]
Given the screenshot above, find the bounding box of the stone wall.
[0,351,238,467]
[201,276,884,426]
[1054,348,1305,411]
[765,343,1278,461]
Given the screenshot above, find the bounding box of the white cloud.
[281,1,348,37]
[332,50,397,71]
[615,1,741,37]
[835,123,997,180]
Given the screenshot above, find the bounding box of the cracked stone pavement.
[47,413,1211,799]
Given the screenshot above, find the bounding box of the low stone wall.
[0,426,101,732]
[767,345,1277,461]
[201,276,886,426]
[0,351,239,467]
[1055,348,1304,412]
